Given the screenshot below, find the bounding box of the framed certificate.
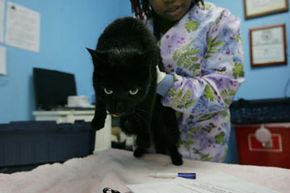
[249,24,287,67]
[244,0,289,19]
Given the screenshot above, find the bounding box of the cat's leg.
[132,100,155,158]
[168,145,183,166]
[152,118,183,165]
[91,99,107,131]
[134,130,151,158]
[151,120,167,154]
[165,119,183,165]
[119,115,151,157]
[158,100,183,166]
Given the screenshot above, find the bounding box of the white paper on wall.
[5,2,40,52]
[0,46,6,75]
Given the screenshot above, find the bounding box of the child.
[131,0,245,162]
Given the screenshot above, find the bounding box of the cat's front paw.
[171,154,183,166]
[133,148,146,158]
[169,150,183,166]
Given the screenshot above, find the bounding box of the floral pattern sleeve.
[160,5,245,116]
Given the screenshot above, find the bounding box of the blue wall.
[0,0,132,123]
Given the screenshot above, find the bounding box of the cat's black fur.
[87,17,182,165]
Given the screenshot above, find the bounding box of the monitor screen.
[33,67,77,110]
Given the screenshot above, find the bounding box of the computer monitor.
[33,67,77,110]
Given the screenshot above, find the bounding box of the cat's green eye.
[104,88,113,95]
[129,88,139,95]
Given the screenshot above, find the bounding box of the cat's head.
[87,48,157,116]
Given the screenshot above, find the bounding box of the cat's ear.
[87,48,107,66]
[87,48,96,58]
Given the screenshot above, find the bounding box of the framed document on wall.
[244,0,289,19]
[249,24,287,67]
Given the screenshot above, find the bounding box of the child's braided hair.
[130,0,204,39]
[130,0,204,20]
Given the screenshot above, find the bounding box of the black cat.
[87,17,182,165]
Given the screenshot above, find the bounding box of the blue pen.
[149,172,196,179]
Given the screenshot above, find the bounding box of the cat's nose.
[108,103,125,116]
[109,109,122,117]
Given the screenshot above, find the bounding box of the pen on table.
[149,172,196,179]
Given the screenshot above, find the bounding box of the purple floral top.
[150,3,245,162]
